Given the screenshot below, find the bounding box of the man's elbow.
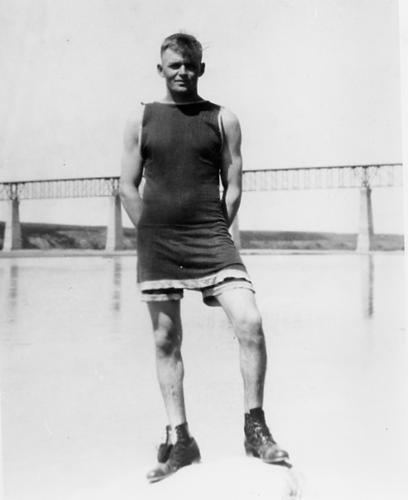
[119,181,137,201]
[118,182,127,200]
[227,185,242,204]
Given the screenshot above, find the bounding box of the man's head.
[158,33,205,99]
[160,33,203,63]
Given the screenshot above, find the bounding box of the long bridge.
[0,163,403,252]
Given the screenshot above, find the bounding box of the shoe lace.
[169,438,191,467]
[252,419,275,445]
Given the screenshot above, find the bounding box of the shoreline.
[0,248,404,259]
[0,223,404,256]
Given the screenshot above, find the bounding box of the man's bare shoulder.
[220,107,240,131]
[219,107,241,137]
[123,103,145,142]
[126,104,145,127]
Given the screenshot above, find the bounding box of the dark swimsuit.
[137,100,252,304]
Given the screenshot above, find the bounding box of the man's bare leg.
[217,288,289,463]
[147,300,186,427]
[216,288,266,411]
[146,300,201,482]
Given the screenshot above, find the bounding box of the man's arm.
[119,110,144,227]
[220,108,243,227]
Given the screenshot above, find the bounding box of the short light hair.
[160,33,203,62]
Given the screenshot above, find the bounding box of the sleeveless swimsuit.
[137,100,252,303]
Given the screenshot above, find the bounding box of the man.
[120,33,289,483]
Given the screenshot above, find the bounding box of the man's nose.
[178,64,187,75]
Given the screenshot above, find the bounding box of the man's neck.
[161,91,204,104]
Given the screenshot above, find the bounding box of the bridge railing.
[0,163,404,251]
[0,163,403,201]
[242,163,402,191]
[0,177,120,201]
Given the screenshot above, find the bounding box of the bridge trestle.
[357,171,374,253]
[106,192,124,251]
[0,164,402,252]
[3,198,22,251]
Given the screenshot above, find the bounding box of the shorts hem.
[140,291,183,302]
[139,273,255,306]
[138,268,250,292]
[202,280,255,306]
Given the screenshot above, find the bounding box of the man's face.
[158,48,205,96]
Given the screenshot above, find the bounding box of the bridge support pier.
[230,215,241,250]
[2,198,22,251]
[357,184,374,252]
[106,193,123,251]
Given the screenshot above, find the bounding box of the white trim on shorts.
[139,268,250,292]
[139,268,255,305]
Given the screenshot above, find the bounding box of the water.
[0,253,406,499]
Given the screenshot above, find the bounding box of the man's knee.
[232,307,264,346]
[153,327,181,356]
[148,302,182,356]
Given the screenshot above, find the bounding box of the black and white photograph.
[0,1,406,499]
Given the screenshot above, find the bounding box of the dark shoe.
[244,409,289,464]
[147,432,201,483]
[157,425,173,463]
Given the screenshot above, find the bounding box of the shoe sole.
[244,443,290,464]
[147,458,201,484]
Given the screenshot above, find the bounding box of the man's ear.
[199,62,205,77]
[157,63,164,77]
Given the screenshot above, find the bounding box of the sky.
[0,0,404,232]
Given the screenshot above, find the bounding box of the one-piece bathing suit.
[137,100,254,306]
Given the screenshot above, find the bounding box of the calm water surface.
[0,253,406,499]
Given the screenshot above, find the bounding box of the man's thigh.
[216,288,261,326]
[147,300,182,334]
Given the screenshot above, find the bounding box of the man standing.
[120,33,289,483]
